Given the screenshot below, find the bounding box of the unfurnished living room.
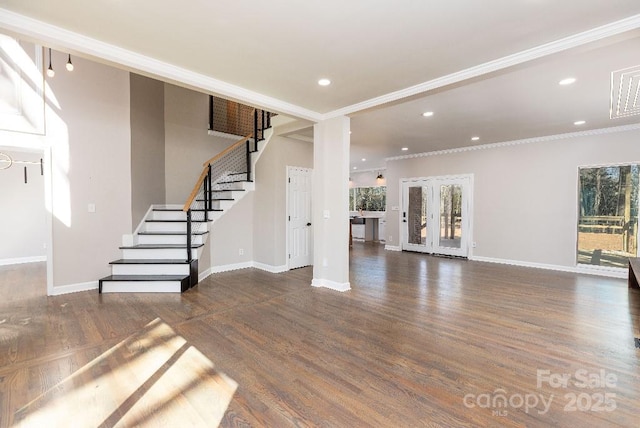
[1,2,640,427]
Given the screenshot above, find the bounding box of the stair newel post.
[203,170,209,222]
[267,111,271,129]
[186,208,193,263]
[207,163,212,212]
[253,109,259,152]
[246,139,252,182]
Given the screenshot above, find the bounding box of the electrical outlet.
[472,242,477,248]
[239,248,244,255]
[88,203,96,213]
[389,235,392,242]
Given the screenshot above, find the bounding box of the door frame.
[286,165,313,270]
[400,174,474,258]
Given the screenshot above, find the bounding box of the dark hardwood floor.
[1,243,639,427]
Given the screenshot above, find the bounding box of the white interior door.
[401,175,471,257]
[287,167,313,269]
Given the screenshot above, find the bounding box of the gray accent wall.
[164,83,232,204]
[130,74,166,229]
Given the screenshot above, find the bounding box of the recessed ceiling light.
[559,77,576,86]
[401,147,408,151]
[471,136,480,141]
[318,78,331,86]
[353,166,357,170]
[361,158,366,162]
[574,120,586,126]
[349,131,352,134]
[422,111,434,117]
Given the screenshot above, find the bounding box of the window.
[349,186,386,211]
[577,164,639,268]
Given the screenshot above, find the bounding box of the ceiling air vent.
[610,65,640,119]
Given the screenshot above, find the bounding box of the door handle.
[306,222,312,226]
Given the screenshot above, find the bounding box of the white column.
[312,116,350,291]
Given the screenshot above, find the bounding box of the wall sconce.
[66,54,74,71]
[376,173,385,185]
[46,47,55,77]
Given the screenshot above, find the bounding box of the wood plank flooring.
[1,243,639,427]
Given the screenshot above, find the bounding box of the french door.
[401,175,471,257]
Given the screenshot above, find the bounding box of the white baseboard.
[208,261,290,275]
[469,256,627,279]
[0,256,46,266]
[50,280,98,296]
[311,278,351,292]
[384,245,402,252]
[253,262,288,273]
[198,267,212,282]
[210,261,254,274]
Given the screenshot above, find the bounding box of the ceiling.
[1,1,640,169]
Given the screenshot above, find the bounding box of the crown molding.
[385,123,640,162]
[0,8,323,122]
[324,13,640,119]
[351,167,387,174]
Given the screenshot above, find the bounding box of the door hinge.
[288,177,291,183]
[289,254,291,259]
[288,216,291,221]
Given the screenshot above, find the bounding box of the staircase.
[99,107,274,293]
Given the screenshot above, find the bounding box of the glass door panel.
[408,186,427,245]
[438,184,462,249]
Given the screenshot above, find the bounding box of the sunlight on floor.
[15,318,237,427]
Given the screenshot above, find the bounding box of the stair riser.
[211,182,247,191]
[211,200,235,210]
[143,222,209,233]
[111,264,190,276]
[152,211,187,221]
[100,281,183,293]
[122,248,198,260]
[208,190,240,199]
[137,235,205,245]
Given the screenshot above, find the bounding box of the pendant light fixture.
[66,54,74,71]
[46,48,55,77]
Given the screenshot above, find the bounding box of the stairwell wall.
[163,83,257,274]
[253,135,313,268]
[130,74,166,229]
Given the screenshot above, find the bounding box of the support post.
[312,116,351,292]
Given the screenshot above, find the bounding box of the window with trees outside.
[577,164,639,268]
[349,186,386,211]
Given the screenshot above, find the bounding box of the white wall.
[0,149,46,263]
[385,128,640,269]
[253,136,313,267]
[47,51,132,290]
